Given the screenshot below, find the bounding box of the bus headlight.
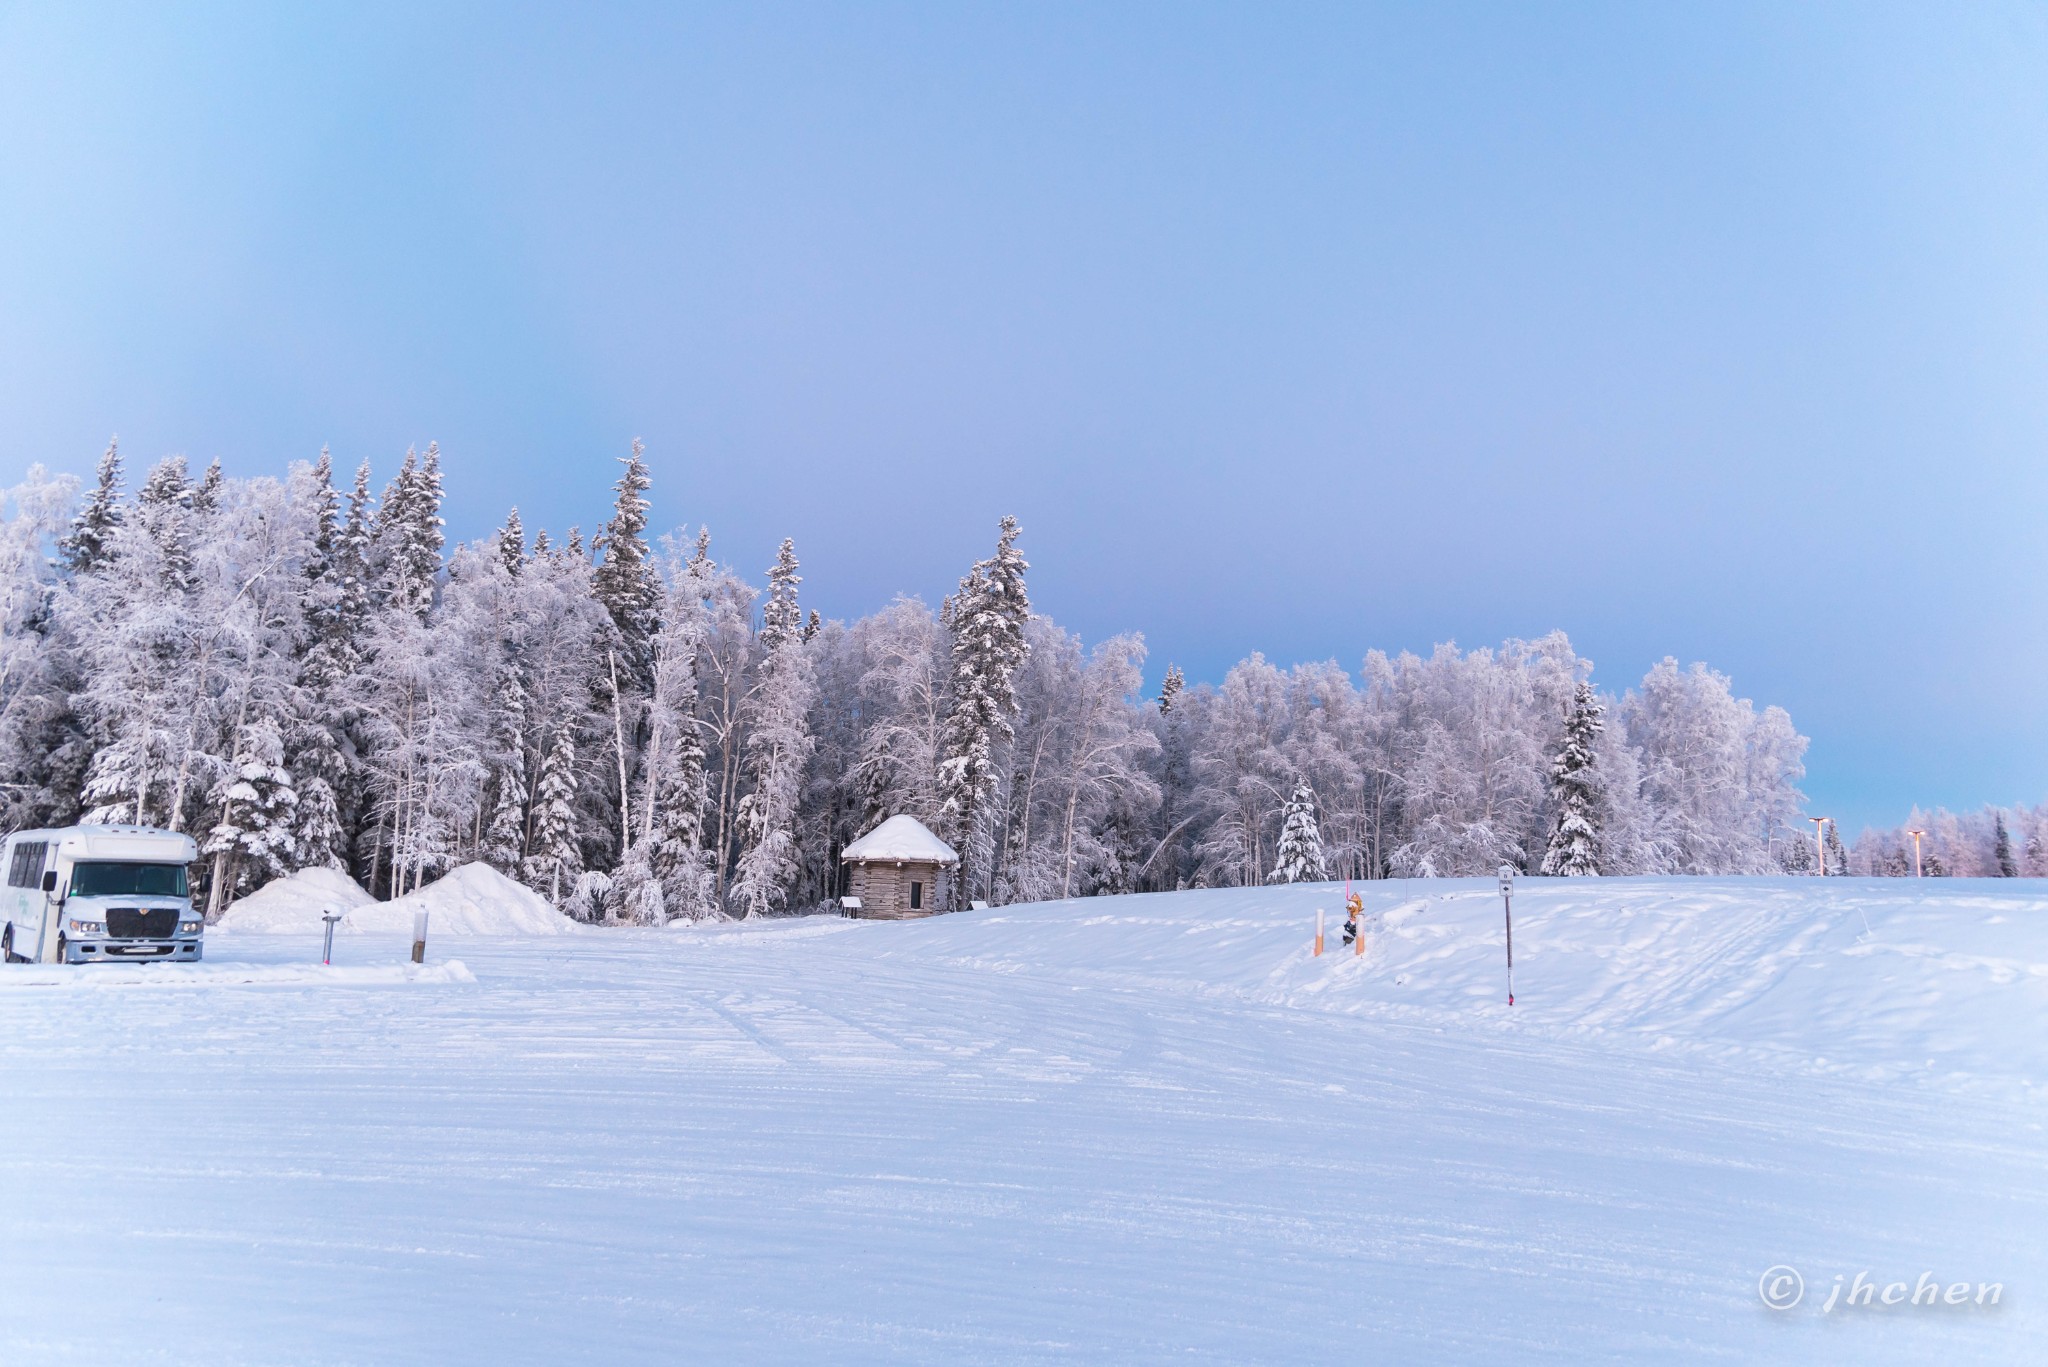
[67,919,103,934]
[178,920,202,936]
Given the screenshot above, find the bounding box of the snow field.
[0,876,2040,1364]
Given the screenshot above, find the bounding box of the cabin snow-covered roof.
[840,815,959,864]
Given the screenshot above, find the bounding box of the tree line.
[0,442,1821,921]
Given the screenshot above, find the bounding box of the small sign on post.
[321,911,341,966]
[1498,864,1516,1006]
[411,910,429,965]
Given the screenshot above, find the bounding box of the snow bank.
[217,866,376,933]
[924,878,2048,1098]
[345,862,577,936]
[218,863,576,937]
[0,959,474,988]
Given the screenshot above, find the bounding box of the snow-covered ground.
[1,877,2040,1363]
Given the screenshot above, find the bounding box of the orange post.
[1348,890,1364,956]
[1314,908,1324,957]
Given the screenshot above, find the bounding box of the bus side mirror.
[40,871,56,893]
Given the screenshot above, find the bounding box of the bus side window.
[6,843,23,888]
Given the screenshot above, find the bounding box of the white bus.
[0,825,204,965]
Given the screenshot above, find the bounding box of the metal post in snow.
[411,909,429,965]
[1808,816,1829,875]
[1314,907,1324,958]
[1498,864,1515,1006]
[321,911,340,966]
[1907,828,1925,877]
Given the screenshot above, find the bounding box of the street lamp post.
[1808,816,1830,876]
[1907,828,1925,878]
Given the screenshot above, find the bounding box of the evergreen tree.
[497,508,526,577]
[591,441,659,687]
[191,458,225,514]
[936,516,1030,904]
[201,720,299,914]
[1824,819,1850,876]
[1159,663,1184,714]
[58,439,123,576]
[482,668,528,875]
[522,726,580,904]
[1994,811,2018,877]
[1269,782,1329,883]
[645,551,717,919]
[75,455,199,826]
[731,539,815,916]
[373,445,444,619]
[1540,682,1603,876]
[284,452,352,871]
[609,844,665,925]
[134,455,195,590]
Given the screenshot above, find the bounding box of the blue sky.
[2,2,2043,831]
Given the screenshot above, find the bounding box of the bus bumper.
[63,938,203,964]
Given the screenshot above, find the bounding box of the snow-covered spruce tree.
[1539,681,1603,877]
[523,725,580,904]
[1158,662,1184,714]
[497,507,526,577]
[1269,782,1329,884]
[482,666,528,875]
[1824,819,1850,877]
[283,452,353,872]
[1994,812,2018,877]
[192,458,224,515]
[936,516,1029,905]
[730,539,815,917]
[58,439,122,576]
[369,444,444,620]
[592,441,659,688]
[641,543,717,920]
[352,445,466,897]
[201,720,298,909]
[608,843,665,925]
[73,456,198,826]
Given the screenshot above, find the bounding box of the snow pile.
[218,863,576,937]
[343,862,578,936]
[217,866,376,933]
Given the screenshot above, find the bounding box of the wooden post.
[1314,908,1324,957]
[411,910,428,965]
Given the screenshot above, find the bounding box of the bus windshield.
[68,861,190,898]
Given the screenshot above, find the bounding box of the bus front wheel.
[54,933,65,965]
[1,923,13,963]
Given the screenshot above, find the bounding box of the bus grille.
[106,908,178,939]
